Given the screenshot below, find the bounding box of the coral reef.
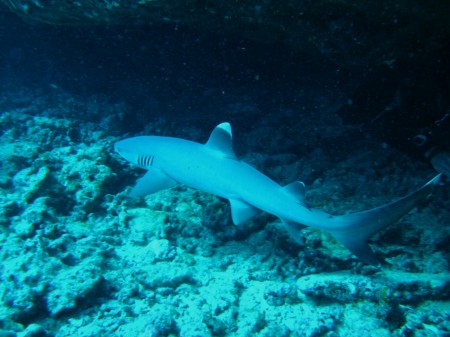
[0,91,448,336]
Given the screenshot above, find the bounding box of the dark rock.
[1,0,448,69]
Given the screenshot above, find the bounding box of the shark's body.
[115,123,441,265]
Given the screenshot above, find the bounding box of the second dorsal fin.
[282,181,306,205]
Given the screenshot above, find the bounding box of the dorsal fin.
[205,122,237,159]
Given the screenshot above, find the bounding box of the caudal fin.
[327,174,442,265]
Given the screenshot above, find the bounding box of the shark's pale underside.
[115,122,441,265]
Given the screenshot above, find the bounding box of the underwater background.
[0,1,449,336]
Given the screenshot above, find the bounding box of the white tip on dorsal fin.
[206,122,237,159]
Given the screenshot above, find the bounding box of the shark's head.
[115,138,138,162]
[115,137,157,169]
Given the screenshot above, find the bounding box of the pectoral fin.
[130,169,177,197]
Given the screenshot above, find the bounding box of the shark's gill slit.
[137,155,153,168]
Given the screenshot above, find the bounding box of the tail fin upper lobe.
[327,174,442,265]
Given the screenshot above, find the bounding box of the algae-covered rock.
[134,261,197,290]
[115,304,177,337]
[53,144,117,215]
[20,323,50,337]
[12,197,54,238]
[237,280,342,336]
[12,166,51,202]
[0,235,61,322]
[296,271,450,304]
[0,109,118,218]
[46,264,105,316]
[0,195,19,226]
[0,83,448,336]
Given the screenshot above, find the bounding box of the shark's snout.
[114,140,135,162]
[114,141,124,154]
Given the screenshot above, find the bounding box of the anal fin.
[229,198,260,225]
[281,219,307,245]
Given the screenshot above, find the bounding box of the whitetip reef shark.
[115,122,441,265]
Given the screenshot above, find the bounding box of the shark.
[115,122,441,265]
